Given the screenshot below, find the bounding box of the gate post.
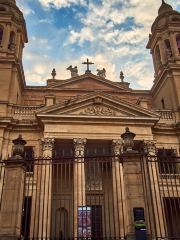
[0,135,27,240]
[121,128,146,240]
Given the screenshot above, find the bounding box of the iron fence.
[12,154,126,240]
[142,152,180,240]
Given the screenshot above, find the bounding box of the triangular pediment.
[36,91,160,119]
[47,73,130,91]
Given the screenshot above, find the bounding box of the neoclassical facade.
[0,0,180,240]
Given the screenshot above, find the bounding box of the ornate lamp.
[12,134,27,157]
[121,127,136,151]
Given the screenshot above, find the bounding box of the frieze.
[80,105,116,116]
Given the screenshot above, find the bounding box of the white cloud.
[16,0,35,15]
[38,0,87,9]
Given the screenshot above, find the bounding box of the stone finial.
[121,127,136,151]
[96,68,106,78]
[51,68,56,79]
[12,134,27,156]
[42,138,55,152]
[111,139,124,155]
[73,138,87,157]
[141,140,156,155]
[120,71,124,82]
[67,65,79,78]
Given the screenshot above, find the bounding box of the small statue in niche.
[66,65,79,78]
[96,68,106,78]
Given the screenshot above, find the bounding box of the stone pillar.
[122,151,145,240]
[111,139,126,238]
[158,37,166,64]
[142,140,166,239]
[168,31,179,59]
[73,138,87,238]
[2,22,11,50]
[15,29,21,58]
[0,134,27,240]
[45,94,56,106]
[38,137,54,239]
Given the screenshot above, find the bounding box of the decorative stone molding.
[141,140,156,155]
[157,37,162,41]
[111,139,123,155]
[42,137,55,152]
[73,138,87,157]
[94,97,102,104]
[80,105,116,116]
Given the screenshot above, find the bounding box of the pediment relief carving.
[79,105,116,116]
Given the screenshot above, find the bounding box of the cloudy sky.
[15,0,180,90]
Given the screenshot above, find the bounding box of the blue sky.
[16,0,180,90]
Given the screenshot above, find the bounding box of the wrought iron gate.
[19,154,126,240]
[142,152,180,240]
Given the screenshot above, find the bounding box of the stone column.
[158,37,166,64]
[38,137,54,239]
[142,140,166,239]
[111,139,126,238]
[73,138,87,238]
[2,22,11,50]
[15,29,21,58]
[168,30,179,59]
[0,134,27,240]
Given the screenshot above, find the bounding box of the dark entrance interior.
[21,197,32,238]
[164,198,180,238]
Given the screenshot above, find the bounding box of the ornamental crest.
[80,105,116,116]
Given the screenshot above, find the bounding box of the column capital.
[157,36,162,41]
[17,29,22,34]
[6,22,11,27]
[111,139,123,155]
[73,138,87,157]
[141,140,156,155]
[168,30,175,36]
[41,137,55,152]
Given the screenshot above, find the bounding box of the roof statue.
[82,58,94,73]
[158,0,173,15]
[51,69,56,79]
[66,65,79,78]
[120,71,124,82]
[96,68,106,78]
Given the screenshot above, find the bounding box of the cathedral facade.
[0,0,180,240]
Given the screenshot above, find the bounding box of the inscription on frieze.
[80,105,116,116]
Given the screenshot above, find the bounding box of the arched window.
[0,26,3,45]
[164,39,172,57]
[176,35,180,54]
[0,7,6,11]
[155,45,161,68]
[8,31,16,50]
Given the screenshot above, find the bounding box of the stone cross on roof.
[82,58,94,74]
[51,69,56,79]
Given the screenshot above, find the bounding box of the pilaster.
[2,22,11,51]
[157,37,166,64]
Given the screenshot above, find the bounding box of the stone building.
[0,0,180,239]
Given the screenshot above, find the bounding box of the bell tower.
[0,0,28,115]
[147,0,180,111]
